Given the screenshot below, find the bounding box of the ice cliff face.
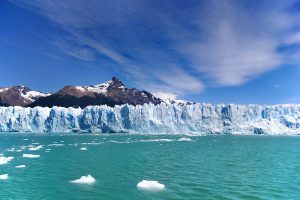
[0,103,300,135]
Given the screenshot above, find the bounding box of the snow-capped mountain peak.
[163,98,194,105]
[85,81,110,94]
[28,77,163,108]
[22,90,51,101]
[0,78,164,107]
[0,85,50,106]
[73,77,125,95]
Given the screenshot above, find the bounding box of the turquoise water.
[0,134,300,200]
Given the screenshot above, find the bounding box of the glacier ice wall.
[0,103,300,134]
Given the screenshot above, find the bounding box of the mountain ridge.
[0,85,50,107]
[0,77,164,108]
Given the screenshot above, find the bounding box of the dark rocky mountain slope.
[0,85,50,106]
[28,77,162,108]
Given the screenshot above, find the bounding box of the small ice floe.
[80,147,88,151]
[155,139,173,142]
[7,148,15,152]
[23,154,40,158]
[16,150,22,152]
[0,174,8,180]
[48,144,64,147]
[177,137,192,142]
[28,145,43,151]
[45,148,51,153]
[140,139,173,143]
[81,142,104,146]
[137,180,165,190]
[70,175,96,184]
[15,165,25,168]
[19,146,27,150]
[60,141,64,143]
[32,143,39,145]
[23,139,28,141]
[0,156,14,165]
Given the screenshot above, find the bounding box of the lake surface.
[0,134,299,200]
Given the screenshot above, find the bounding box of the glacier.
[0,103,300,135]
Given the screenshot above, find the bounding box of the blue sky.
[1,0,300,104]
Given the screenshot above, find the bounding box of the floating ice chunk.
[70,175,96,184]
[48,144,64,147]
[140,139,173,143]
[0,174,8,180]
[7,148,15,152]
[80,147,88,151]
[16,150,22,152]
[137,180,165,190]
[20,146,27,150]
[178,137,192,141]
[15,165,25,168]
[155,139,172,142]
[0,156,14,165]
[23,139,28,141]
[23,154,40,158]
[29,145,43,151]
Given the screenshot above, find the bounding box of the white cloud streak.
[9,0,300,95]
[10,0,204,95]
[176,1,299,86]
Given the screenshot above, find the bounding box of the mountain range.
[0,77,163,108]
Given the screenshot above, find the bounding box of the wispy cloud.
[153,92,177,100]
[53,38,96,62]
[10,0,204,95]
[176,1,299,86]
[9,0,300,96]
[274,84,283,88]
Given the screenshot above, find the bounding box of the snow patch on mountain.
[0,85,50,106]
[85,81,111,94]
[21,90,51,101]
[153,91,193,105]
[0,88,9,93]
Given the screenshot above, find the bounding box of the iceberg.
[178,137,192,141]
[137,180,165,190]
[23,154,40,158]
[0,174,8,180]
[0,156,14,165]
[15,165,26,168]
[0,103,300,135]
[70,175,96,184]
[28,145,43,151]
